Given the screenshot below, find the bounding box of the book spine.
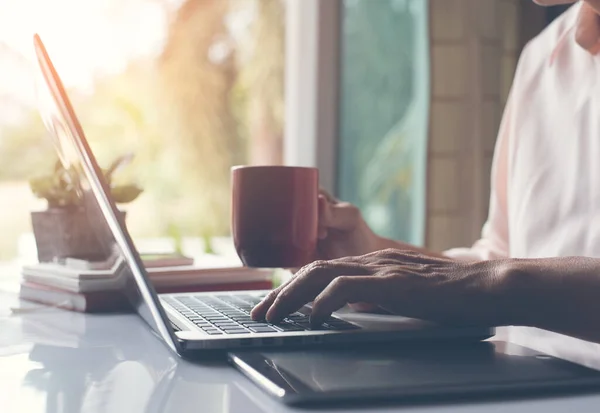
[20,284,130,313]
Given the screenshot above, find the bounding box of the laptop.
[32,34,494,355]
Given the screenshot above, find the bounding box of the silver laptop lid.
[33,34,180,354]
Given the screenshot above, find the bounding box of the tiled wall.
[425,0,536,252]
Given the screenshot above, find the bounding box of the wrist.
[492,259,541,327]
[359,221,386,253]
[370,233,389,252]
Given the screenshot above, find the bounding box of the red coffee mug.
[231,166,319,268]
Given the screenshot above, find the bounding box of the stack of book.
[19,253,273,313]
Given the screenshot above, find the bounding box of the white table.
[3,275,600,412]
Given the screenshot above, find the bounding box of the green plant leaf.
[105,153,134,181]
[111,184,143,203]
[30,153,140,208]
[29,175,81,208]
[29,176,55,199]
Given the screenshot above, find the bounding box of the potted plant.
[29,154,143,263]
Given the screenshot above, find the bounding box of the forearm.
[500,257,600,343]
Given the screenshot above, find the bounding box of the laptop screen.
[32,34,179,353]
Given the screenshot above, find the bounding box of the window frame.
[285,0,431,246]
[284,0,341,194]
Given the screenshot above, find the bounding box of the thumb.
[320,196,361,231]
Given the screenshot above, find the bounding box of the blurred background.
[1,0,286,260]
[0,0,569,263]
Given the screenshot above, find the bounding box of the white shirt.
[446,3,600,261]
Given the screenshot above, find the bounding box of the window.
[0,0,285,260]
[337,0,430,245]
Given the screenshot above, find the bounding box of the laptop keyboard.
[164,294,359,335]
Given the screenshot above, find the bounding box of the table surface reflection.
[3,279,600,413]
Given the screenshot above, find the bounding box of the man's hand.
[302,192,445,313]
[315,189,380,260]
[315,190,439,261]
[252,249,513,327]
